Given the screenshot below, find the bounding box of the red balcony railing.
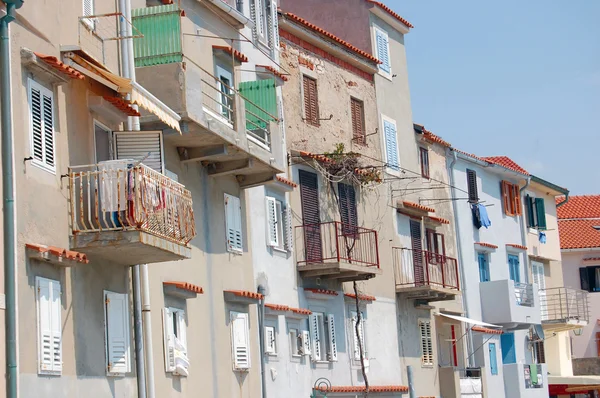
[393,247,459,290]
[295,222,379,269]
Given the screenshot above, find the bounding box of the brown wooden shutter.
[596,332,600,357]
[350,98,365,144]
[501,181,512,215]
[514,184,522,216]
[303,75,319,127]
[410,220,424,285]
[299,170,322,261]
[338,183,358,234]
[467,169,479,202]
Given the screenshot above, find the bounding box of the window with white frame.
[251,0,269,45]
[265,196,293,252]
[265,325,277,355]
[290,327,311,357]
[28,79,56,173]
[419,319,433,366]
[309,312,338,362]
[36,277,62,375]
[374,26,391,76]
[225,194,243,253]
[163,307,189,375]
[104,291,131,375]
[350,311,367,362]
[231,311,251,370]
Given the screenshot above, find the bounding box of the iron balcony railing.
[514,282,535,307]
[539,287,590,323]
[393,248,460,290]
[69,162,196,246]
[295,222,380,269]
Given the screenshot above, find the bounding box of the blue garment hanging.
[539,231,547,244]
[478,203,491,228]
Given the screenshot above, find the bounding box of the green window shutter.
[132,5,183,67]
[238,79,277,131]
[526,195,535,227]
[535,198,547,230]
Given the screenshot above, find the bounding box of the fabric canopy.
[435,312,502,329]
[131,82,181,133]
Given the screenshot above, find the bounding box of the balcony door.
[299,170,322,263]
[410,220,424,286]
[425,229,445,285]
[531,261,547,320]
[216,65,234,123]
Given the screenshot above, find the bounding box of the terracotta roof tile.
[212,45,249,63]
[557,195,600,219]
[298,150,335,164]
[472,326,503,335]
[33,52,85,80]
[403,201,435,213]
[558,219,600,250]
[428,216,450,225]
[506,243,527,251]
[317,385,408,393]
[475,242,498,249]
[284,13,381,64]
[289,307,312,315]
[103,96,141,117]
[275,175,297,188]
[583,257,600,262]
[344,293,376,301]
[256,64,289,81]
[481,156,529,176]
[265,303,290,311]
[304,288,338,296]
[453,148,486,163]
[365,0,414,28]
[224,290,264,300]
[422,130,451,148]
[26,243,89,263]
[163,281,204,294]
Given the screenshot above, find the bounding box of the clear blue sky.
[387,0,599,195]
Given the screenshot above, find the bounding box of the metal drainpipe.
[519,177,531,284]
[1,2,22,397]
[448,151,474,367]
[257,285,267,398]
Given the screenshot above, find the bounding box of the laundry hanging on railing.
[471,203,491,229]
[538,231,547,244]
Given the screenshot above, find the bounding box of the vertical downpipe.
[257,285,267,398]
[1,3,19,397]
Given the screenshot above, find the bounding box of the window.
[251,0,268,45]
[489,342,498,375]
[28,79,56,173]
[466,169,478,202]
[290,328,310,357]
[303,75,319,126]
[374,27,391,76]
[114,131,164,173]
[383,117,399,171]
[350,98,365,144]
[230,311,251,370]
[265,326,277,355]
[533,341,546,364]
[225,194,243,253]
[478,252,490,282]
[579,266,600,292]
[508,254,520,283]
[36,277,62,375]
[309,312,337,362]
[426,229,445,256]
[215,64,234,123]
[525,195,547,230]
[104,291,131,375]
[163,308,188,375]
[265,196,292,252]
[420,147,430,179]
[266,0,279,50]
[419,319,433,366]
[350,311,367,361]
[501,181,522,216]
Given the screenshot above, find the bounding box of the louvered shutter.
[308,314,321,361]
[265,326,276,354]
[271,1,280,49]
[351,98,365,143]
[29,80,55,172]
[535,198,547,230]
[466,169,478,202]
[114,131,164,173]
[410,220,424,285]
[265,196,279,246]
[253,0,266,42]
[163,308,176,372]
[514,185,522,216]
[299,171,322,262]
[419,320,433,365]
[383,120,399,171]
[225,194,243,253]
[501,181,511,215]
[338,183,358,234]
[375,28,390,74]
[83,0,94,16]
[526,195,535,227]
[250,0,257,41]
[283,205,293,252]
[326,314,338,361]
[230,311,251,369]
[303,76,319,127]
[351,311,366,361]
[36,277,62,375]
[105,292,131,375]
[301,330,311,356]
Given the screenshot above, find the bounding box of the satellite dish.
[529,324,545,342]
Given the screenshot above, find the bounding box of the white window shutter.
[375,28,390,74]
[114,131,164,173]
[163,308,176,372]
[301,330,311,356]
[271,1,280,50]
[29,80,56,172]
[250,0,258,42]
[419,320,433,365]
[351,312,366,361]
[177,311,187,352]
[308,314,321,361]
[225,194,243,253]
[231,311,251,369]
[265,196,279,247]
[283,206,293,252]
[36,277,62,375]
[384,120,399,171]
[326,314,338,362]
[257,0,266,39]
[105,292,131,375]
[265,326,276,354]
[83,0,94,16]
[351,311,360,360]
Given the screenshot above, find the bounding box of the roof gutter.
[556,193,569,208]
[561,247,600,253]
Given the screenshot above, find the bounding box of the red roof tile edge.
[422,130,451,148]
[103,96,141,117]
[481,156,529,176]
[33,52,85,80]
[225,290,264,300]
[316,385,409,393]
[403,201,436,213]
[275,175,297,188]
[344,293,376,301]
[472,326,503,335]
[365,0,414,28]
[304,288,339,296]
[163,281,204,294]
[506,244,527,250]
[583,257,600,262]
[265,303,312,315]
[290,307,312,315]
[256,64,289,81]
[475,242,498,249]
[212,45,249,63]
[26,243,89,263]
[265,303,290,311]
[428,216,450,225]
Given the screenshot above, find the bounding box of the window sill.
[377,70,393,81]
[272,247,288,254]
[30,159,56,175]
[421,364,434,369]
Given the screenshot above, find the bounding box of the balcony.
[540,287,589,332]
[393,248,460,302]
[503,363,548,397]
[131,5,285,187]
[68,162,196,266]
[480,280,540,329]
[294,222,381,281]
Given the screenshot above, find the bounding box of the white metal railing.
[540,287,589,323]
[69,162,196,246]
[514,282,535,307]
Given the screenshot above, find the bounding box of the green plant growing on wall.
[321,143,382,188]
